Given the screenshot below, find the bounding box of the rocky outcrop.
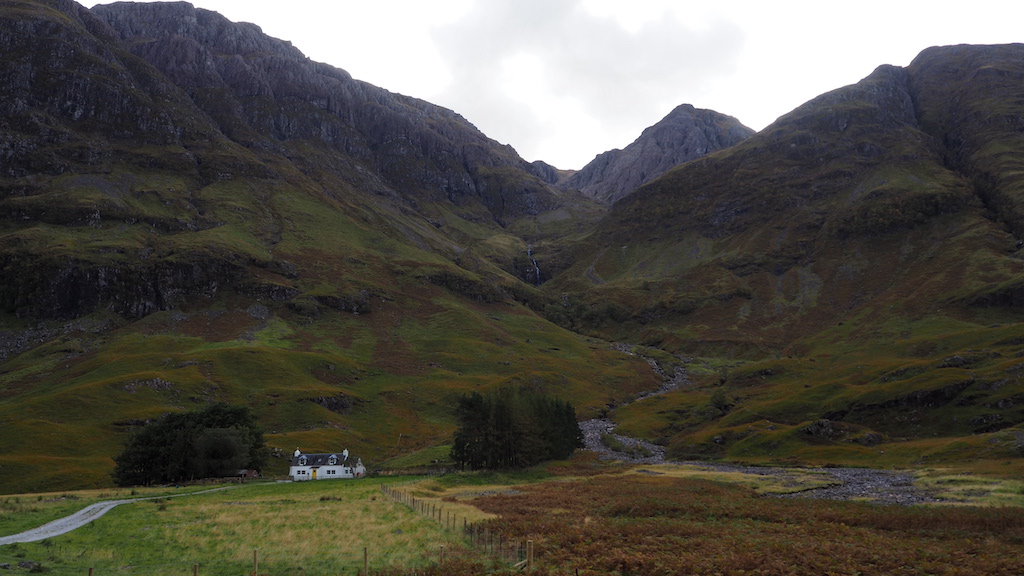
[562,104,754,204]
[0,254,243,319]
[0,0,214,178]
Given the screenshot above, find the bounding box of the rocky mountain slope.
[0,0,1022,492]
[562,104,754,204]
[90,1,565,223]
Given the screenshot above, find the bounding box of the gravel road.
[580,418,942,505]
[0,487,235,546]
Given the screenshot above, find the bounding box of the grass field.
[2,455,1024,575]
[0,478,471,575]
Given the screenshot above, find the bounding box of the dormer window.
[328,454,338,465]
[298,455,307,466]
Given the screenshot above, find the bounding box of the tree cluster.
[112,403,266,486]
[450,386,582,470]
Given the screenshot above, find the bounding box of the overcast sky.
[85,0,1023,170]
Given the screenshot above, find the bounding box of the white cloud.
[428,0,745,167]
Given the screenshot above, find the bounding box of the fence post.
[440,544,445,564]
[252,549,258,576]
[194,564,199,576]
[527,540,534,571]
[363,547,368,576]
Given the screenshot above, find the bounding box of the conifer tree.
[450,386,582,470]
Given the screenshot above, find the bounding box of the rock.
[302,394,358,415]
[858,432,884,447]
[801,419,844,439]
[562,104,754,204]
[247,304,270,320]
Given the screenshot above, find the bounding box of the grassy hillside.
[0,282,656,493]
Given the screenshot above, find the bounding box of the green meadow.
[0,478,468,575]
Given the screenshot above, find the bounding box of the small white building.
[289,449,366,481]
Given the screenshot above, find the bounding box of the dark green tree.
[112,403,266,486]
[450,386,582,470]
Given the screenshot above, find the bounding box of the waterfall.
[527,246,541,285]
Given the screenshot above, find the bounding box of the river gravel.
[580,418,943,505]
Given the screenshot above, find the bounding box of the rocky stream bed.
[580,418,944,505]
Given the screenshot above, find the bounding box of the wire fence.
[379,483,535,571]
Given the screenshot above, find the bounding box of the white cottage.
[289,449,366,481]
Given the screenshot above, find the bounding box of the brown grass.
[397,473,1024,575]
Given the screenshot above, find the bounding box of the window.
[298,455,307,466]
[328,454,338,465]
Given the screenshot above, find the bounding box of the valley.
[0,0,1023,497]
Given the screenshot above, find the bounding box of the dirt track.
[0,487,235,546]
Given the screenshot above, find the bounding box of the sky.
[84,0,1023,170]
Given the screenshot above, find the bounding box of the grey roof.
[290,452,358,467]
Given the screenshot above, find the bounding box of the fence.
[379,483,535,570]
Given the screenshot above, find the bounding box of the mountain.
[0,0,643,493]
[1,0,1022,493]
[562,104,754,204]
[550,44,1024,464]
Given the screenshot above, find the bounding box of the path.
[0,487,235,546]
[580,418,942,505]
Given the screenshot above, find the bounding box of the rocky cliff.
[562,104,754,204]
[89,1,561,223]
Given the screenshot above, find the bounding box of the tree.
[450,386,582,470]
[113,403,266,486]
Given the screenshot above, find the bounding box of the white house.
[289,449,366,481]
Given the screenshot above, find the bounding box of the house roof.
[290,452,360,467]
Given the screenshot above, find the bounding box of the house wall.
[289,463,366,481]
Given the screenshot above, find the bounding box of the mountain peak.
[562,104,754,204]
